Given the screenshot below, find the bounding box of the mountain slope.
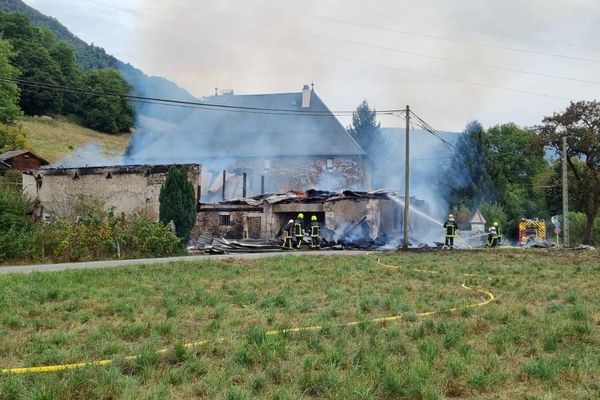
[22,116,130,163]
[0,0,197,125]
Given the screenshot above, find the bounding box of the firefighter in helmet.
[487,226,499,247]
[492,221,502,245]
[294,213,305,249]
[443,213,458,249]
[310,215,320,249]
[281,219,294,249]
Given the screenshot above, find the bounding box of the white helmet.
[490,227,497,233]
[288,219,294,224]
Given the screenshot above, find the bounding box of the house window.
[219,214,231,226]
[326,158,334,170]
[264,159,271,171]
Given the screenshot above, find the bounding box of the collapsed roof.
[201,189,420,207]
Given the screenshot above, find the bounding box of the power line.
[405,110,458,152]
[231,0,600,64]
[137,0,600,85]
[79,0,578,101]
[181,5,600,86]
[0,77,406,117]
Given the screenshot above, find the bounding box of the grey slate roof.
[129,89,365,161]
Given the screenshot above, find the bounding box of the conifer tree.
[159,167,196,243]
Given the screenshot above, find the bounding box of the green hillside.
[0,0,197,124]
[21,116,130,163]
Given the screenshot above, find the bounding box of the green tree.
[79,69,134,133]
[0,39,22,124]
[486,123,548,220]
[0,13,64,115]
[159,167,196,243]
[539,100,600,245]
[0,122,28,152]
[347,100,385,185]
[444,121,494,209]
[348,100,382,152]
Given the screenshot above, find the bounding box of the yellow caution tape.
[2,255,494,375]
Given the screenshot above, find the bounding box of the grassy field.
[21,116,130,163]
[0,251,598,399]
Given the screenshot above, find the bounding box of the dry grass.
[0,251,599,399]
[20,116,130,163]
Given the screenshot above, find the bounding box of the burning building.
[192,190,436,247]
[23,164,201,221]
[126,85,368,201]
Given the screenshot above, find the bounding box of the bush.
[0,183,32,260]
[0,187,181,263]
[568,212,600,245]
[26,214,181,263]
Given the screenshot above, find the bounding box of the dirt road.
[0,250,368,275]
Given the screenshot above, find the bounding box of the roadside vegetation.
[0,184,181,264]
[0,251,598,399]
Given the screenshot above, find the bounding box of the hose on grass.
[1,254,494,375]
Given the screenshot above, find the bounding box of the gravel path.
[0,250,369,275]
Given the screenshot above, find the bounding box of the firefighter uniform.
[310,216,320,249]
[294,213,305,249]
[443,214,457,249]
[487,227,499,247]
[281,219,294,249]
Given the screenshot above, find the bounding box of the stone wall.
[192,208,264,239]
[23,164,201,221]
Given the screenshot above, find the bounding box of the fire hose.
[1,254,494,375]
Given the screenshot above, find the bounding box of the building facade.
[0,150,49,171]
[23,164,201,221]
[127,85,368,202]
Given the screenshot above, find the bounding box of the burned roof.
[202,189,395,207]
[128,88,366,161]
[0,150,49,165]
[26,163,200,176]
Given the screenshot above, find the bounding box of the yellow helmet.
[493,221,499,227]
[311,215,317,221]
[298,213,304,219]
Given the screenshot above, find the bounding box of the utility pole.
[403,105,410,249]
[562,136,570,247]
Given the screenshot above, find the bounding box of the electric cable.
[0,77,406,117]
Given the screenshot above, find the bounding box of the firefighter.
[281,219,294,249]
[487,226,499,247]
[310,215,320,249]
[443,213,458,249]
[294,213,305,249]
[492,221,502,244]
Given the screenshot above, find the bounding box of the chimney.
[301,84,311,108]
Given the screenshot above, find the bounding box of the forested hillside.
[0,12,134,133]
[0,0,197,125]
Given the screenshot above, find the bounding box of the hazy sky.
[26,0,600,131]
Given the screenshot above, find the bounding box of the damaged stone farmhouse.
[191,190,435,245]
[22,164,201,221]
[126,85,369,202]
[20,85,435,243]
